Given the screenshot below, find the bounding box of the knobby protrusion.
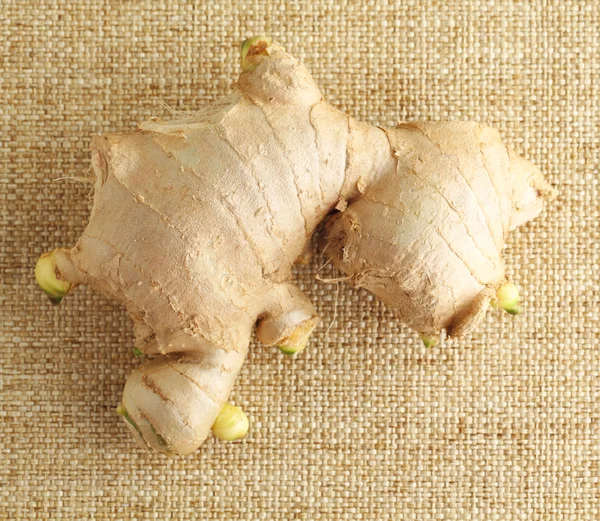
[276,316,319,356]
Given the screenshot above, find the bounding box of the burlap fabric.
[2,1,598,519]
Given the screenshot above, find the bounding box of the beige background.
[1,1,598,519]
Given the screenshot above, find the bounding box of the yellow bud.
[35,250,71,303]
[211,403,249,441]
[492,282,521,315]
[496,283,519,302]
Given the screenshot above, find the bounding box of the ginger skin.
[36,37,554,455]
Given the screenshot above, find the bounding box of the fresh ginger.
[35,37,554,455]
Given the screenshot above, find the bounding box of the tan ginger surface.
[39,38,552,455]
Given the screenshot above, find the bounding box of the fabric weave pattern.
[1,1,598,519]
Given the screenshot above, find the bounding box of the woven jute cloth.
[2,1,598,519]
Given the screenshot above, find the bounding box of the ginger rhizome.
[35,37,554,455]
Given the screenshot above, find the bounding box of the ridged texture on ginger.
[49,39,553,454]
[323,121,554,339]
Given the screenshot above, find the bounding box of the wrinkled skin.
[50,39,553,454]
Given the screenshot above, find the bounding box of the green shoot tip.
[278,343,306,356]
[504,306,522,316]
[240,36,272,71]
[419,333,440,348]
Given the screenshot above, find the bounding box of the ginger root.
[35,37,554,455]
